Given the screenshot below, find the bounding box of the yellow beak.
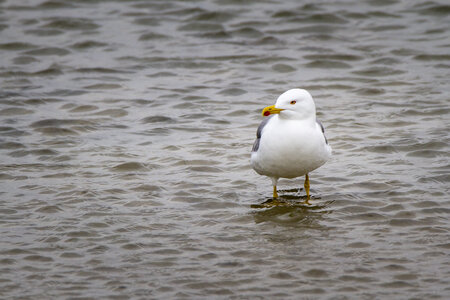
[262,105,284,117]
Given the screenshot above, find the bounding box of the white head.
[276,88,316,120]
[262,89,316,120]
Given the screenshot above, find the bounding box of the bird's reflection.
[251,189,334,228]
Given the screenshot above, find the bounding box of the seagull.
[251,89,332,201]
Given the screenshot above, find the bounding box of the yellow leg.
[304,174,310,203]
[273,185,278,198]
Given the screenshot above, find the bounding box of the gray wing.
[252,115,273,152]
[316,120,328,144]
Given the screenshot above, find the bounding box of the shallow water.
[1,0,449,299]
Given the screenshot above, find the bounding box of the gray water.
[1,0,449,299]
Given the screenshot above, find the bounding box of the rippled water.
[1,0,449,298]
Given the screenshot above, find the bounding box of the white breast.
[251,116,331,179]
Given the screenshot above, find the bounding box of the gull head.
[262,89,316,120]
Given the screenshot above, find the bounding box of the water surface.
[0,0,449,299]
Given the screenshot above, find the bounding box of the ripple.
[36,205,63,213]
[298,13,349,24]
[147,71,177,77]
[0,142,26,149]
[347,242,371,248]
[0,42,37,50]
[31,119,95,128]
[188,166,223,173]
[23,47,70,56]
[415,4,450,16]
[93,109,128,118]
[178,22,224,32]
[69,105,98,113]
[270,272,294,279]
[414,54,450,61]
[406,150,446,158]
[9,148,59,157]
[231,27,263,38]
[139,32,168,41]
[36,127,78,136]
[133,17,160,27]
[218,88,247,96]
[37,1,75,9]
[304,54,363,61]
[352,66,405,76]
[203,118,230,125]
[42,18,100,31]
[0,126,29,137]
[13,56,39,65]
[354,87,386,95]
[271,64,296,73]
[189,11,234,22]
[25,28,63,36]
[389,218,422,227]
[303,269,329,278]
[76,67,127,74]
[305,60,352,69]
[84,83,121,90]
[366,25,406,32]
[142,116,176,123]
[70,40,108,49]
[0,107,33,115]
[23,255,53,262]
[111,162,152,172]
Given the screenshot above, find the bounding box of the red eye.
[290,100,296,105]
